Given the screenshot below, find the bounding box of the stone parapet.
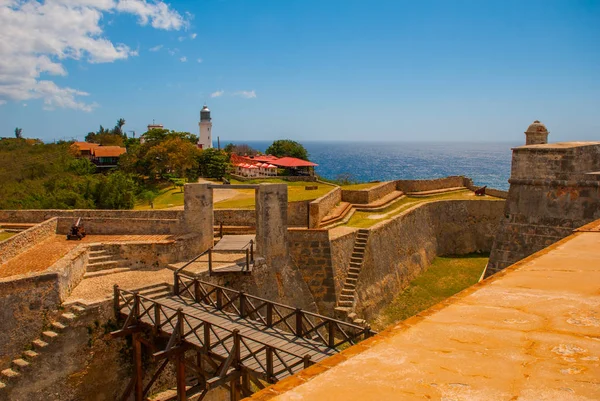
[308,187,341,228]
[0,217,58,265]
[341,181,397,204]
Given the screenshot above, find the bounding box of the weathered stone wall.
[214,209,255,226]
[487,143,600,276]
[0,209,183,223]
[355,199,505,320]
[0,273,59,367]
[256,184,289,264]
[288,200,309,227]
[55,216,182,235]
[287,229,337,313]
[341,181,397,204]
[308,187,341,229]
[395,176,467,192]
[328,227,358,300]
[0,217,57,265]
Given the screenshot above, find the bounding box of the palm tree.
[115,118,126,136]
[14,127,22,139]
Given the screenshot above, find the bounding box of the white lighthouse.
[198,104,213,149]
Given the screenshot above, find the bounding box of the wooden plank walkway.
[213,235,255,251]
[130,294,335,380]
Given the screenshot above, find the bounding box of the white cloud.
[0,100,6,105]
[178,36,185,42]
[180,56,187,62]
[234,90,257,99]
[210,90,224,98]
[149,44,163,52]
[168,48,178,56]
[197,58,203,63]
[23,103,27,107]
[190,33,197,39]
[0,0,190,111]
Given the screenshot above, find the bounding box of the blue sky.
[0,0,599,143]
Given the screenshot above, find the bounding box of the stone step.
[351,252,365,259]
[353,245,366,251]
[345,277,358,283]
[0,381,6,389]
[84,267,131,278]
[347,272,359,279]
[86,260,122,272]
[341,289,354,296]
[348,267,360,273]
[339,294,354,302]
[22,350,39,360]
[347,312,357,320]
[350,257,362,264]
[71,305,86,313]
[51,321,67,331]
[149,290,171,300]
[353,318,367,326]
[338,300,353,307]
[60,312,77,322]
[89,244,105,252]
[1,369,19,382]
[358,229,370,234]
[349,262,361,267]
[88,254,117,263]
[42,331,58,341]
[138,284,171,297]
[88,249,109,256]
[343,283,356,290]
[12,359,30,371]
[32,339,48,350]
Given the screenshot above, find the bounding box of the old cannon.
[66,217,86,240]
[474,186,487,196]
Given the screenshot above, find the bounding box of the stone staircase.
[334,229,369,325]
[0,302,88,391]
[83,244,130,278]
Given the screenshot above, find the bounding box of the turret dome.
[524,120,549,145]
[525,120,548,134]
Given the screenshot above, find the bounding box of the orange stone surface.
[251,221,600,400]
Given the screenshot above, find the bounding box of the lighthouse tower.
[198,105,213,149]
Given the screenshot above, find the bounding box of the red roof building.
[230,154,317,178]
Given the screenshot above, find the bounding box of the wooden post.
[194,279,200,303]
[133,333,144,401]
[216,288,223,310]
[266,303,273,328]
[295,308,303,337]
[154,304,161,334]
[239,292,246,318]
[245,249,250,272]
[133,292,140,324]
[113,285,119,319]
[208,248,213,277]
[219,221,223,238]
[328,320,335,348]
[173,271,179,295]
[176,352,187,401]
[177,308,184,342]
[233,329,241,368]
[266,346,274,383]
[303,354,312,369]
[203,322,211,353]
[249,240,254,262]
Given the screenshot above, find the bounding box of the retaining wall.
[0,218,58,265]
[355,199,505,320]
[0,209,183,223]
[287,229,337,314]
[55,217,182,235]
[214,209,255,226]
[308,187,342,229]
[395,176,467,193]
[341,181,397,204]
[288,201,309,227]
[0,244,88,367]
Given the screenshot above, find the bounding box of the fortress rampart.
[487,141,600,276]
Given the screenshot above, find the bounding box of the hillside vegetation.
[0,138,136,209]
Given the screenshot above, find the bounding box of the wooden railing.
[114,287,312,382]
[173,272,375,349]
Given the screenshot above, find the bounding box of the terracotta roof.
[269,157,318,167]
[92,146,127,157]
[71,141,100,151]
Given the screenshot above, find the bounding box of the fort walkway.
[248,219,600,400]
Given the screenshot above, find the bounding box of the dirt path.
[165,178,242,209]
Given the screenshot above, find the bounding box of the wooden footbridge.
[112,270,375,401]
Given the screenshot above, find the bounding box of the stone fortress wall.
[486,121,600,276]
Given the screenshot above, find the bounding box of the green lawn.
[0,232,16,242]
[371,254,488,331]
[345,190,498,228]
[134,179,336,210]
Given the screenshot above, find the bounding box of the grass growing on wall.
[345,190,498,228]
[0,232,16,242]
[371,253,488,331]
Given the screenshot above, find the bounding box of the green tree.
[265,139,309,160]
[95,172,137,209]
[114,118,126,136]
[14,127,23,139]
[198,148,229,179]
[145,137,200,180]
[224,143,258,156]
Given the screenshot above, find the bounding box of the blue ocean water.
[222,141,517,191]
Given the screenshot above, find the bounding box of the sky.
[0,0,599,143]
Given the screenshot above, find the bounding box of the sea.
[221,141,518,191]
